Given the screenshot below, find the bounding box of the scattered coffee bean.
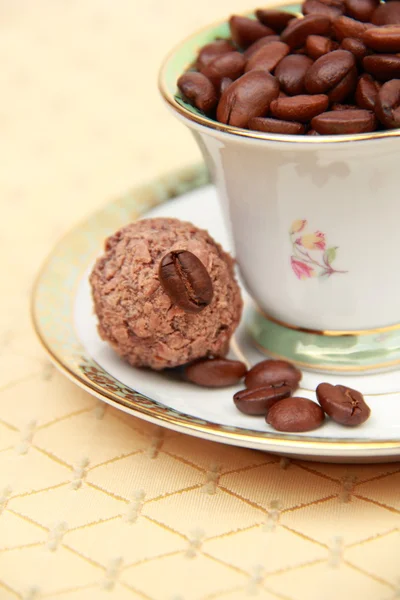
[306,34,338,59]
[249,116,306,134]
[201,51,246,86]
[340,36,368,62]
[375,78,400,128]
[256,9,296,32]
[372,1,400,25]
[196,40,235,70]
[311,108,377,133]
[363,24,400,52]
[363,54,400,80]
[233,385,292,415]
[159,250,213,313]
[355,73,380,110]
[332,15,374,40]
[217,70,279,128]
[275,54,313,95]
[245,41,290,73]
[345,0,378,23]
[303,0,344,20]
[243,35,281,60]
[185,357,247,387]
[230,15,274,48]
[305,50,357,102]
[281,14,332,48]
[316,382,371,425]
[177,72,218,114]
[270,94,329,121]
[267,397,325,432]
[245,359,302,391]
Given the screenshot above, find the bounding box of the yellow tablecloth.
[1,1,399,599]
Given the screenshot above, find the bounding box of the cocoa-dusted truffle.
[90,218,243,370]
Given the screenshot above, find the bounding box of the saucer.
[32,165,400,462]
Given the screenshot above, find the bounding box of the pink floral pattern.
[290,220,347,280]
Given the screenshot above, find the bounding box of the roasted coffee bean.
[243,35,281,59]
[196,40,235,70]
[355,72,380,109]
[248,116,306,133]
[305,49,357,101]
[363,25,400,52]
[332,102,358,109]
[333,15,374,40]
[256,9,297,32]
[375,78,400,128]
[363,54,400,80]
[372,1,400,25]
[220,77,233,95]
[201,51,245,86]
[303,0,344,19]
[245,359,302,391]
[345,0,378,22]
[266,397,325,432]
[275,54,314,95]
[245,41,290,73]
[159,250,213,313]
[229,15,274,48]
[185,357,247,387]
[316,383,371,425]
[233,385,292,415]
[177,72,218,114]
[340,36,368,61]
[311,108,377,132]
[306,34,339,58]
[270,94,329,121]
[281,14,332,49]
[217,70,279,127]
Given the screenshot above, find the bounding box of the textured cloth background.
[1,1,399,599]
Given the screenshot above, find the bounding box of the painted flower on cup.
[289,220,347,280]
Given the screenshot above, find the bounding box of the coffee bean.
[275,54,314,95]
[220,77,233,95]
[305,49,357,101]
[340,36,368,61]
[312,108,377,132]
[363,25,400,52]
[177,72,218,114]
[256,9,297,32]
[196,40,235,70]
[332,102,358,109]
[185,357,247,387]
[233,385,292,415]
[270,94,329,121]
[345,0,379,22]
[267,397,325,432]
[217,70,279,128]
[245,359,302,391]
[245,41,290,73]
[333,15,374,40]
[363,54,400,80]
[229,15,274,49]
[159,250,213,313]
[372,1,400,25]
[355,73,380,109]
[201,51,245,86]
[303,0,344,19]
[248,116,306,134]
[243,35,281,60]
[306,34,339,59]
[375,78,400,128]
[316,382,371,425]
[281,14,332,49]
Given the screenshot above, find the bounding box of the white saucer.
[32,165,400,463]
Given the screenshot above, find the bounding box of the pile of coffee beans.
[177,2,400,135]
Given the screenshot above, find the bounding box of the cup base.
[246,306,400,374]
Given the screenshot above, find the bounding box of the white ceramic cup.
[159,6,400,372]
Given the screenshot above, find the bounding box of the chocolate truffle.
[90,218,243,370]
